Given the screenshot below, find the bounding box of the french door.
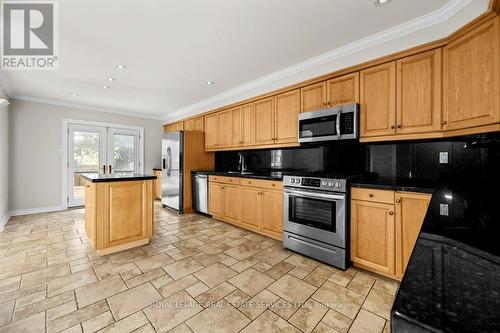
[67,123,142,207]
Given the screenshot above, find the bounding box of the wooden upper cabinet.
[351,199,395,275]
[165,122,184,132]
[327,72,359,107]
[301,82,327,112]
[241,103,255,146]
[395,192,431,278]
[275,89,300,144]
[443,17,500,131]
[230,107,243,146]
[184,117,204,132]
[397,49,442,134]
[261,189,283,240]
[254,97,275,145]
[217,110,232,148]
[360,62,397,137]
[204,113,218,149]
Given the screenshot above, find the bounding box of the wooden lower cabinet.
[208,176,283,240]
[350,188,431,280]
[153,170,161,199]
[85,179,154,256]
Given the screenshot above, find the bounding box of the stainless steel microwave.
[298,103,359,143]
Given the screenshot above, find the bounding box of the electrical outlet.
[440,203,449,216]
[439,152,449,164]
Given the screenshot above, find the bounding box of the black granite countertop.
[351,177,434,193]
[390,184,500,333]
[192,170,284,181]
[81,173,157,183]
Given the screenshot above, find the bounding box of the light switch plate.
[440,203,449,216]
[439,152,449,164]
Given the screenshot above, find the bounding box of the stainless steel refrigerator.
[162,131,183,212]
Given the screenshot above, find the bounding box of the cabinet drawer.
[240,178,283,190]
[208,175,240,185]
[351,188,394,204]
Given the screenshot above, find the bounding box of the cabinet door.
[204,113,218,149]
[230,107,243,146]
[254,97,275,145]
[351,199,395,275]
[217,110,232,148]
[397,49,442,134]
[275,89,300,144]
[395,192,431,278]
[184,119,195,131]
[301,82,327,112]
[240,186,261,232]
[360,62,397,137]
[327,72,359,107]
[208,182,223,219]
[443,18,500,131]
[242,103,255,146]
[261,189,283,240]
[105,181,148,247]
[165,122,183,132]
[193,117,204,132]
[223,184,241,225]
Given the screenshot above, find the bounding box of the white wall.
[9,99,163,213]
[0,88,9,228]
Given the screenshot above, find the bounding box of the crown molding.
[164,0,475,123]
[12,95,163,120]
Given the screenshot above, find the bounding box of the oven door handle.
[284,189,345,201]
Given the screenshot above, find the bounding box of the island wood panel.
[327,72,360,107]
[274,89,300,144]
[301,81,327,112]
[182,131,214,213]
[84,182,97,248]
[153,170,161,199]
[395,192,432,278]
[443,17,500,131]
[351,199,396,276]
[397,49,442,134]
[360,62,397,138]
[254,97,275,145]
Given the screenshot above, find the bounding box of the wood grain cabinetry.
[204,113,218,149]
[327,72,360,107]
[84,179,154,256]
[254,97,275,145]
[184,116,204,132]
[443,17,500,132]
[165,122,184,132]
[208,176,283,240]
[241,103,255,146]
[217,110,232,148]
[351,187,431,280]
[301,82,327,112]
[153,170,161,199]
[230,107,243,146]
[360,62,397,138]
[274,89,300,144]
[397,49,442,135]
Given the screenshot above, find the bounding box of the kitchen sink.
[225,171,255,175]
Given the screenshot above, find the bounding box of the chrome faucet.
[238,152,247,173]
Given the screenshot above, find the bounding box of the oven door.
[283,188,346,248]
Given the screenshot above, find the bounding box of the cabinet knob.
[389,211,394,215]
[396,199,401,203]
[369,193,374,197]
[397,125,402,128]
[441,121,447,125]
[390,125,395,129]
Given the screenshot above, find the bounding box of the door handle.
[102,165,106,174]
[108,165,112,174]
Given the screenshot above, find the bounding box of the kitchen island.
[82,173,156,255]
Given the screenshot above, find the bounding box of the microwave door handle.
[336,107,342,139]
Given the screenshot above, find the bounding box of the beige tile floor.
[0,201,399,333]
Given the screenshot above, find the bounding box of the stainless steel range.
[283,174,354,269]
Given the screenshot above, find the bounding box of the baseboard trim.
[0,211,11,231]
[9,206,65,218]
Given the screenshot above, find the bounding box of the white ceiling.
[0,0,490,121]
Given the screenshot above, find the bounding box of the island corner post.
[82,174,156,256]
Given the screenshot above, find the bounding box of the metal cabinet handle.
[389,211,394,215]
[369,193,374,197]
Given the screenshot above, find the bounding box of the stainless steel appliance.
[298,103,359,143]
[192,173,208,214]
[162,131,183,212]
[283,174,354,269]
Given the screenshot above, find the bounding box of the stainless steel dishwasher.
[192,173,208,214]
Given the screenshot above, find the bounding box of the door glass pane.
[113,134,135,174]
[73,131,100,200]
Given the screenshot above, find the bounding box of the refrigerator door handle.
[166,147,172,176]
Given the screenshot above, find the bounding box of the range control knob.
[328,181,334,187]
[295,178,301,184]
[335,182,341,188]
[290,178,295,184]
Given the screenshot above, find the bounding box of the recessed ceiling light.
[374,0,391,6]
[206,81,215,85]
[154,106,160,111]
[70,92,79,97]
[116,64,127,69]
[102,85,110,89]
[107,77,116,82]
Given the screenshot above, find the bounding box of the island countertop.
[81,173,157,183]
